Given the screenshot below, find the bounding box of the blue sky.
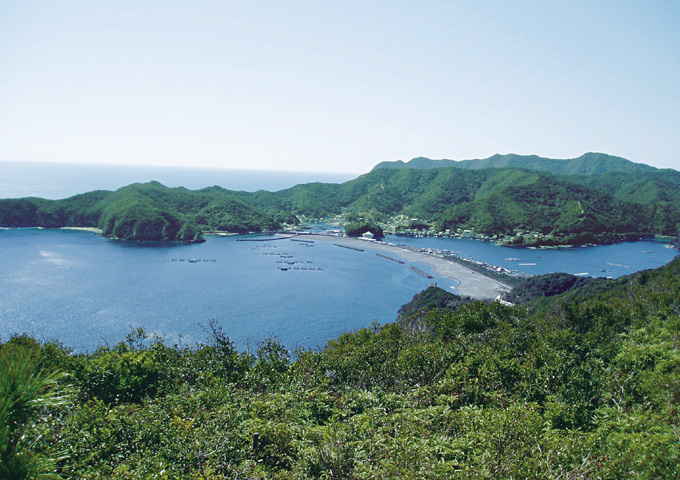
[1,1,679,173]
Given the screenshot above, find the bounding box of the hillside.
[0,182,297,242]
[3,256,679,478]
[565,169,680,210]
[274,166,679,245]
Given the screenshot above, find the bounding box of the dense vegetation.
[566,169,680,211]
[500,272,598,305]
[3,255,679,478]
[2,153,680,245]
[0,182,297,242]
[395,285,475,321]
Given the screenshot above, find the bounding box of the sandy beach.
[300,234,512,300]
[60,227,104,233]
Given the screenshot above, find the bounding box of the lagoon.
[391,235,676,277]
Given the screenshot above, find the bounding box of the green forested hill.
[0,182,297,241]
[373,152,658,175]
[436,174,677,244]
[268,166,680,243]
[565,169,680,209]
[269,166,679,244]
[3,254,679,478]
[2,155,679,244]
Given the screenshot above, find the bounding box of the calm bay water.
[0,229,454,352]
[391,235,676,278]
[1,228,675,352]
[0,162,677,351]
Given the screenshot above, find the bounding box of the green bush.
[0,338,70,479]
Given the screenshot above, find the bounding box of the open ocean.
[0,161,676,352]
[0,160,357,199]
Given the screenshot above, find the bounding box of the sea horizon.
[0,160,359,200]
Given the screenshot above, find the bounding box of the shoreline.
[296,233,512,300]
[60,227,103,233]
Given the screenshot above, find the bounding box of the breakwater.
[376,253,405,264]
[334,243,364,252]
[408,266,434,279]
[237,235,294,242]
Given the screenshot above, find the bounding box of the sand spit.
[295,234,511,300]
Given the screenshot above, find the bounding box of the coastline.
[60,227,103,233]
[298,234,512,300]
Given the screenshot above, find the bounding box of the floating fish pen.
[278,266,324,271]
[376,253,405,264]
[334,243,364,252]
[163,259,218,263]
[409,266,434,279]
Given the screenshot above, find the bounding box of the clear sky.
[1,1,679,173]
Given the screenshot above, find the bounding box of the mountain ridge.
[372,152,658,176]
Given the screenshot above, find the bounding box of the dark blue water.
[0,229,452,352]
[388,235,676,277]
